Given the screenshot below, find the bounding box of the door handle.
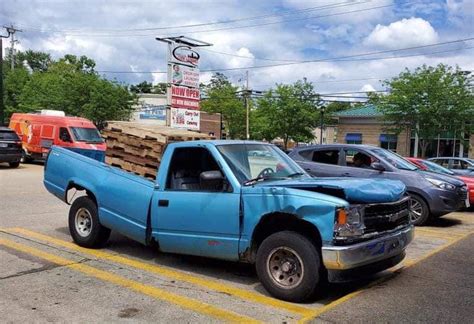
[158,199,169,207]
[304,168,311,171]
[342,172,351,177]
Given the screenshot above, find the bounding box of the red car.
[407,157,474,206]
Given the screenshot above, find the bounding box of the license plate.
[0,143,7,148]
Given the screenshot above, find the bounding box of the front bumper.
[428,187,468,215]
[322,225,414,270]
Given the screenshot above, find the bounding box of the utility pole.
[245,70,250,140]
[4,25,21,70]
[0,27,13,126]
[319,106,325,145]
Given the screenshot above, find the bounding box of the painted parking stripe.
[3,228,315,317]
[0,237,260,323]
[297,231,473,323]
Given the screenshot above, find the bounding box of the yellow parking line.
[416,228,466,239]
[3,228,314,317]
[0,237,259,323]
[298,232,473,323]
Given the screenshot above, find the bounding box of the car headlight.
[425,177,456,190]
[334,206,365,240]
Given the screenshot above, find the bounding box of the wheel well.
[246,212,322,263]
[407,191,430,213]
[66,182,97,206]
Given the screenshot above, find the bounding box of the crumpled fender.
[239,186,348,255]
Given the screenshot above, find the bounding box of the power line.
[96,38,474,74]
[12,0,373,34]
[17,1,394,37]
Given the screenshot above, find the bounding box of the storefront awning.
[345,133,362,141]
[380,134,397,142]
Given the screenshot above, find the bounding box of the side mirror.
[371,162,385,172]
[60,135,72,143]
[200,170,225,191]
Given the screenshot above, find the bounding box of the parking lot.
[1,163,473,323]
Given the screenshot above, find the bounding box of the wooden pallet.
[103,122,214,179]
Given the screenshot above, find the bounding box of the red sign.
[171,85,200,110]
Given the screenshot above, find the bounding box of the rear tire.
[69,196,111,248]
[21,150,33,163]
[409,194,430,226]
[256,231,323,302]
[9,162,20,168]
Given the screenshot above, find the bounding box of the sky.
[1,0,473,99]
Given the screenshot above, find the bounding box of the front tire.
[69,196,111,248]
[9,162,20,168]
[409,194,430,226]
[256,231,323,302]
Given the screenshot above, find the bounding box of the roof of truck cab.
[169,140,268,147]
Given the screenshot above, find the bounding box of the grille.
[364,197,410,233]
[457,186,468,201]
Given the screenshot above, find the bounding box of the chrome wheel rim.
[410,199,423,223]
[75,208,93,237]
[266,247,304,289]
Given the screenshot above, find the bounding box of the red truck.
[9,110,106,162]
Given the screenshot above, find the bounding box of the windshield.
[372,148,418,171]
[70,127,104,143]
[0,130,19,141]
[421,160,455,175]
[217,143,307,184]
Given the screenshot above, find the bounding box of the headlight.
[425,177,456,190]
[334,206,365,240]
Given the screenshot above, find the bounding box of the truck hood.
[255,177,406,203]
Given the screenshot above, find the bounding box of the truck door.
[151,146,241,261]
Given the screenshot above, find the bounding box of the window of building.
[345,133,362,145]
[312,150,340,165]
[380,134,397,152]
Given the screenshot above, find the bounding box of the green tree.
[372,64,474,157]
[253,79,321,149]
[130,81,153,93]
[14,54,135,128]
[201,73,246,139]
[4,67,31,115]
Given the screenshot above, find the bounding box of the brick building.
[335,105,473,158]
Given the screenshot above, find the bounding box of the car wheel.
[9,162,20,168]
[256,231,323,302]
[409,194,430,226]
[21,150,33,163]
[68,196,111,248]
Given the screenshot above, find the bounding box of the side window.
[312,150,340,165]
[59,127,72,143]
[344,149,376,168]
[166,147,225,192]
[451,159,461,169]
[460,161,469,170]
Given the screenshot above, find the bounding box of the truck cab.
[44,140,414,302]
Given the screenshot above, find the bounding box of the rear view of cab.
[9,110,106,162]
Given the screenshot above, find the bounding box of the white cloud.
[364,17,439,49]
[360,84,376,92]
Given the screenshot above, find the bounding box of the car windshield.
[70,127,104,143]
[217,143,307,184]
[0,130,19,140]
[372,148,418,171]
[421,160,455,175]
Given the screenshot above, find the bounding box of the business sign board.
[170,108,200,130]
[170,85,200,110]
[169,43,200,67]
[170,63,200,88]
[138,104,167,120]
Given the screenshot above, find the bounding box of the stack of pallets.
[102,122,213,179]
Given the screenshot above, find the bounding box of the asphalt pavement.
[315,233,474,323]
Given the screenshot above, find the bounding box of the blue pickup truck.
[44,140,414,302]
